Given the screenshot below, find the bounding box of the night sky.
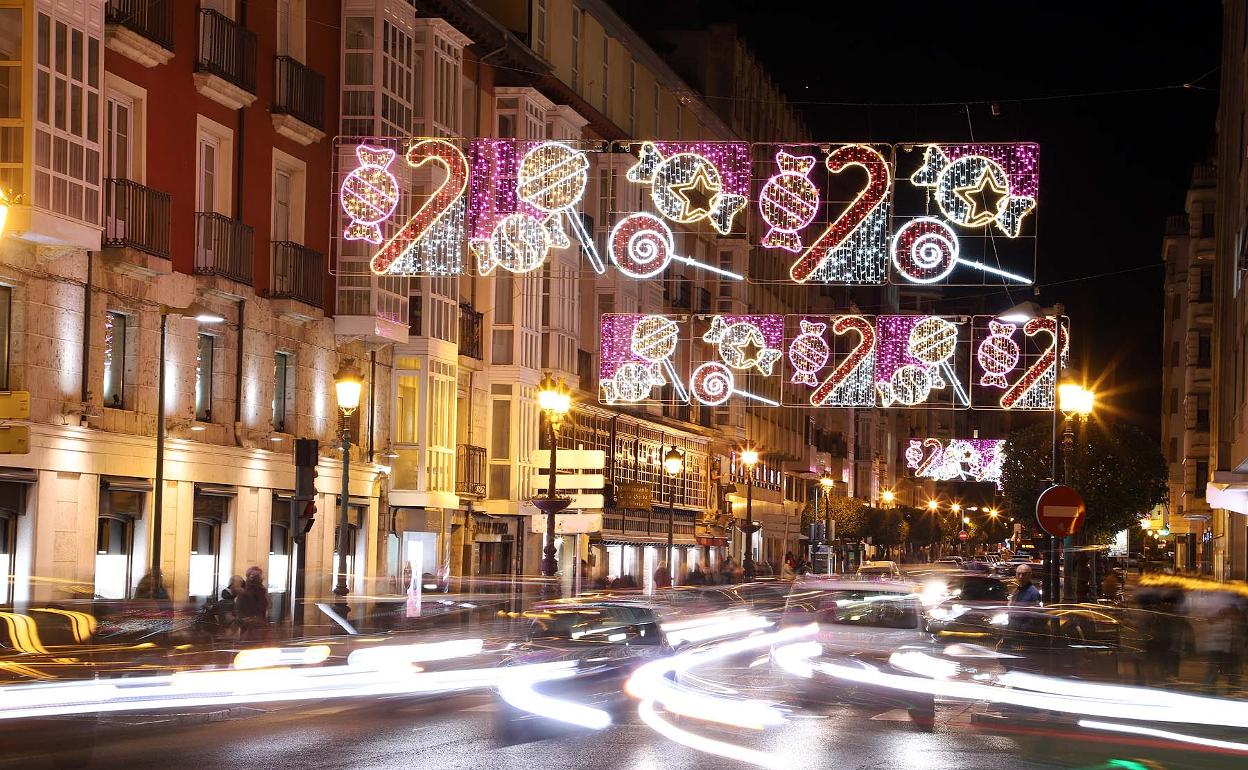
[616,0,1222,431]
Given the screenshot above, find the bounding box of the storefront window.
[189,492,228,601]
[95,486,143,600]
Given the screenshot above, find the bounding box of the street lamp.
[881,489,895,507]
[664,446,684,575]
[332,359,364,602]
[820,471,836,573]
[1058,381,1095,599]
[950,502,962,514]
[151,302,224,576]
[534,372,572,578]
[926,499,940,512]
[740,448,760,579]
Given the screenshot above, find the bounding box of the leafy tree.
[824,495,869,540]
[1001,419,1166,542]
[903,505,944,545]
[863,506,908,546]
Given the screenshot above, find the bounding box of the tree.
[904,506,944,545]
[864,506,908,546]
[1001,419,1167,542]
[824,495,869,540]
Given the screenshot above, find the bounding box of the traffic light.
[294,438,319,539]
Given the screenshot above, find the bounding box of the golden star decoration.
[953,169,1009,227]
[671,164,719,221]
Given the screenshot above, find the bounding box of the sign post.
[1036,484,1086,605]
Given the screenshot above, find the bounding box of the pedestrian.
[653,560,672,589]
[1101,569,1121,602]
[1187,590,1243,695]
[235,566,272,641]
[687,561,708,585]
[780,559,796,580]
[719,557,734,585]
[1010,564,1042,606]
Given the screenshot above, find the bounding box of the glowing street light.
[881,489,896,506]
[332,358,366,602]
[663,446,685,571]
[535,372,574,578]
[741,447,760,579]
[926,499,940,512]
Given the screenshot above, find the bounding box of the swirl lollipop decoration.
[690,362,778,407]
[516,142,605,274]
[609,213,743,280]
[892,216,1032,285]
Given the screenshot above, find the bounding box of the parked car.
[933,557,964,569]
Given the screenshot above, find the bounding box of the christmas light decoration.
[608,213,743,280]
[874,315,967,408]
[976,321,1020,387]
[340,145,399,244]
[702,315,783,376]
[599,314,685,405]
[906,438,1005,487]
[369,139,469,276]
[690,362,779,407]
[789,144,891,284]
[516,141,604,273]
[758,150,820,253]
[787,319,829,385]
[998,316,1069,410]
[910,144,1037,238]
[970,315,1069,410]
[891,217,1030,285]
[625,142,750,235]
[810,315,876,407]
[477,213,551,275]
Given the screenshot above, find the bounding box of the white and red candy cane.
[811,316,875,406]
[369,139,469,275]
[789,145,891,283]
[1001,316,1068,408]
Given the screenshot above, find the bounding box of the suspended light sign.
[906,438,1006,488]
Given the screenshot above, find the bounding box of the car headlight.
[989,612,1010,626]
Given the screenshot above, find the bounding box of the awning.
[599,536,699,547]
[0,468,37,484]
[195,483,237,498]
[101,475,153,493]
[1206,481,1248,515]
[695,535,728,546]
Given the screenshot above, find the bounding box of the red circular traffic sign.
[958,530,969,541]
[1036,484,1086,538]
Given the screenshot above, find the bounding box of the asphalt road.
[5,689,1244,770]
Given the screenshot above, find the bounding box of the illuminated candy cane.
[811,315,875,406]
[789,145,891,283]
[1001,317,1068,409]
[369,139,469,275]
[915,438,943,478]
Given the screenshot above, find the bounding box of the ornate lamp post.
[534,372,572,578]
[332,359,364,605]
[740,448,760,579]
[1058,382,1095,599]
[663,446,684,577]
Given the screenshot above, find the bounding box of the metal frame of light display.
[891,142,1038,286]
[906,438,1005,488]
[690,314,783,407]
[970,314,1069,410]
[599,314,689,406]
[335,138,1038,284]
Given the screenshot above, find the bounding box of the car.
[932,557,964,569]
[994,553,1037,576]
[921,573,1012,634]
[856,560,902,578]
[778,576,936,727]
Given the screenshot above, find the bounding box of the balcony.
[601,510,697,538]
[105,0,174,67]
[455,444,487,499]
[1165,214,1188,236]
[458,304,484,360]
[103,178,171,269]
[272,56,326,146]
[194,8,257,109]
[267,241,324,313]
[195,213,254,286]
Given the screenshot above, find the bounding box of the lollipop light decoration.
[516,141,605,274]
[907,316,969,406]
[625,141,750,235]
[609,213,742,280]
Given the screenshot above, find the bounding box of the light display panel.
[874,315,970,408]
[970,314,1069,410]
[691,314,783,407]
[891,143,1038,286]
[334,138,470,276]
[599,314,689,405]
[783,315,875,407]
[906,438,1005,487]
[751,143,893,285]
[468,139,605,275]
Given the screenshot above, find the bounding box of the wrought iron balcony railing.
[273,55,325,130]
[104,178,171,259]
[195,212,254,285]
[106,0,174,51]
[196,8,256,93]
[455,444,487,498]
[459,304,484,360]
[268,241,324,307]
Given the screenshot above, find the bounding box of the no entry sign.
[1035,484,1086,538]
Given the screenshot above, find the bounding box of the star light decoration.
[599,314,685,405]
[626,141,750,235]
[905,438,1005,488]
[468,139,599,275]
[690,314,783,407]
[909,144,1038,238]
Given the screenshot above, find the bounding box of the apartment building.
[1206,0,1248,580]
[1161,163,1216,573]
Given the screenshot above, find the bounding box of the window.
[276,0,305,59]
[1194,461,1209,497]
[95,487,144,600]
[395,369,419,445]
[1169,437,1178,463]
[1169,387,1179,414]
[601,32,609,112]
[198,136,217,213]
[103,311,132,409]
[105,94,132,180]
[1198,266,1213,302]
[273,351,293,432]
[489,397,511,499]
[1170,340,1180,368]
[1197,334,1212,368]
[189,492,229,601]
[1196,393,1210,430]
[628,60,636,135]
[535,0,547,56]
[1201,212,1215,238]
[0,481,26,604]
[492,272,514,365]
[570,7,582,91]
[196,115,233,214]
[268,513,290,620]
[31,10,103,226]
[0,7,21,199]
[273,168,291,242]
[196,333,215,422]
[1170,293,1180,321]
[333,505,366,589]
